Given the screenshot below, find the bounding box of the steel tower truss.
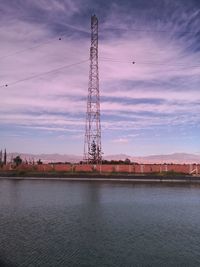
[84,15,102,164]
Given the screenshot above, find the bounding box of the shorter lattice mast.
[84,15,102,164]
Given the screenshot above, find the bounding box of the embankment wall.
[1,163,200,175]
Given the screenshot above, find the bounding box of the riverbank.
[0,170,200,183]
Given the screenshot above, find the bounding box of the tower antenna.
[84,15,102,164]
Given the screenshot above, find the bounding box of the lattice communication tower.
[84,15,102,164]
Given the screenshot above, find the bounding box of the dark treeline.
[79,158,138,165]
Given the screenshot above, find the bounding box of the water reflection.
[8,179,21,208]
[86,182,100,203]
[0,179,200,266]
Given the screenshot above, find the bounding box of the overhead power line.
[1,24,197,61]
[0,39,59,61]
[99,57,200,68]
[136,61,200,68]
[1,56,199,89]
[0,27,197,63]
[0,31,70,61]
[0,59,89,88]
[102,27,199,34]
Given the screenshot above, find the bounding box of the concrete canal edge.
[1,175,200,184]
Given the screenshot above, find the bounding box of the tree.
[13,156,22,166]
[0,150,2,166]
[88,140,102,164]
[89,140,97,163]
[37,159,43,165]
[124,158,131,164]
[4,149,7,165]
[97,145,102,162]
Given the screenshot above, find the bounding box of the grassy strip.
[0,170,194,179]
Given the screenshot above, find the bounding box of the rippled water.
[0,179,200,266]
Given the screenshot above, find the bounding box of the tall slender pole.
[84,15,102,164]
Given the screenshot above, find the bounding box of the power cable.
[0,39,59,61]
[0,59,89,88]
[102,27,199,34]
[1,55,199,88]
[0,30,70,61]
[99,57,200,68]
[1,25,198,61]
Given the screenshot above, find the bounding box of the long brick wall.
[2,163,200,175]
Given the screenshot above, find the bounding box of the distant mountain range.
[7,152,200,164]
[8,153,81,163]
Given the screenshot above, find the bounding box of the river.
[0,179,200,266]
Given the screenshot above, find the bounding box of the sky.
[0,0,200,156]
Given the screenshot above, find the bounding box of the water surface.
[0,179,200,266]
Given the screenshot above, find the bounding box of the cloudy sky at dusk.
[0,0,200,156]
